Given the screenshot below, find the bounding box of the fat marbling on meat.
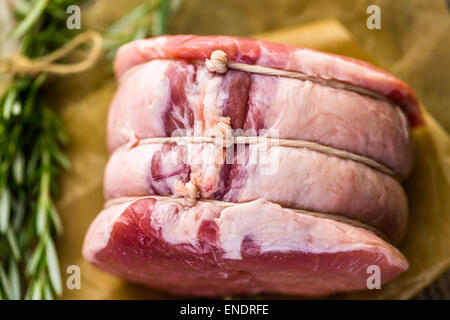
[108,59,413,178]
[83,197,408,297]
[104,142,408,243]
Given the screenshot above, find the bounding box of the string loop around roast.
[125,134,397,179]
[205,49,393,104]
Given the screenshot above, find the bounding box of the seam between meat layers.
[104,195,390,243]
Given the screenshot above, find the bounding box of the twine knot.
[175,172,202,207]
[205,50,228,74]
[213,116,233,148]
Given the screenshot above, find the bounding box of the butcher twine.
[0,31,103,75]
[134,134,396,178]
[205,50,394,103]
[115,49,400,218]
[105,195,390,243]
[109,50,404,242]
[120,50,397,180]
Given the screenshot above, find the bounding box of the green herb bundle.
[0,0,173,300]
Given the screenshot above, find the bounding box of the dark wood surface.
[416,0,450,300]
[416,269,450,299]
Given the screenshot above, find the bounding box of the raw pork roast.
[83,35,421,297]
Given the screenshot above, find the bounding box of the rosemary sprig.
[153,0,171,36]
[0,72,69,300]
[103,0,174,59]
[0,0,83,300]
[0,0,174,300]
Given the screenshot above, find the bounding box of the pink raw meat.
[108,59,413,178]
[83,198,408,297]
[104,142,408,243]
[114,35,422,127]
[83,35,416,297]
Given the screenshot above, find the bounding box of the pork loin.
[83,35,419,297]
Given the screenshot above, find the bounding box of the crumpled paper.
[46,0,450,299]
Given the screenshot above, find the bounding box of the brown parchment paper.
[48,0,450,299]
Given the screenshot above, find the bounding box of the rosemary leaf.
[36,199,48,237]
[30,274,43,300]
[13,0,33,18]
[0,187,11,233]
[106,1,158,36]
[25,237,46,277]
[46,237,62,296]
[0,263,12,299]
[12,151,25,185]
[12,197,25,231]
[48,201,63,235]
[11,100,22,116]
[10,0,50,39]
[6,229,21,261]
[43,280,54,300]
[153,0,171,36]
[8,258,21,300]
[2,88,17,120]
